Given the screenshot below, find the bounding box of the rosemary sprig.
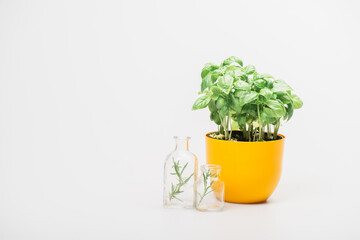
[197,169,217,206]
[168,158,194,201]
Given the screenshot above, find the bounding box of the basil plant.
[192,56,303,142]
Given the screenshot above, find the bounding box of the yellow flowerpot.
[205,131,285,203]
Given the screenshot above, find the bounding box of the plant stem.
[169,159,193,201]
[224,121,229,140]
[219,113,225,137]
[224,115,229,140]
[257,104,262,141]
[243,124,247,140]
[198,170,216,207]
[228,111,232,140]
[273,121,279,140]
[252,123,256,142]
[262,126,265,140]
[248,123,252,142]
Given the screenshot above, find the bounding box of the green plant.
[168,158,194,201]
[192,56,303,142]
[197,169,216,206]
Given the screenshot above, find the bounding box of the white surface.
[1,0,360,239]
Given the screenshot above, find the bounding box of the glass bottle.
[163,136,198,209]
[195,164,224,212]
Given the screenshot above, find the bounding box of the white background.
[1,0,360,239]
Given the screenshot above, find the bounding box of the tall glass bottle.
[163,136,198,208]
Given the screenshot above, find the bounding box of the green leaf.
[233,80,251,91]
[259,88,273,99]
[201,72,213,91]
[267,80,274,89]
[229,94,242,112]
[240,74,249,82]
[220,56,243,67]
[260,73,274,79]
[192,94,211,110]
[236,74,246,82]
[237,114,247,126]
[285,103,294,121]
[208,99,217,112]
[233,68,243,79]
[291,94,303,109]
[219,105,228,118]
[276,91,292,104]
[201,63,219,79]
[261,108,278,124]
[224,65,237,71]
[273,79,293,92]
[217,75,233,94]
[211,69,222,82]
[215,97,226,110]
[225,65,242,80]
[252,72,260,80]
[184,173,194,184]
[242,65,256,75]
[241,104,257,117]
[231,120,240,130]
[180,162,188,175]
[236,91,258,106]
[210,111,221,125]
[210,86,222,100]
[254,79,267,89]
[265,100,285,118]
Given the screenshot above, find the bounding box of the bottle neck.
[201,164,221,177]
[174,137,190,151]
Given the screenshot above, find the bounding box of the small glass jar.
[163,136,198,209]
[195,164,224,212]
